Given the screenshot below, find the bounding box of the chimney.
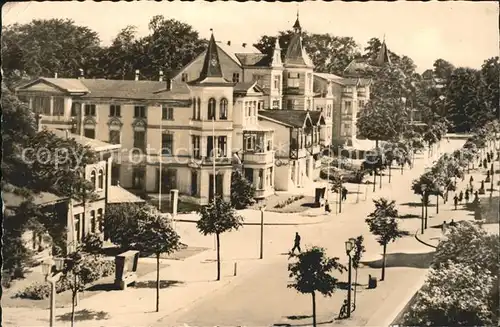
[54,72,58,79]
[242,43,247,48]
[135,70,140,81]
[78,68,84,79]
[227,41,231,46]
[159,70,164,82]
[165,71,172,91]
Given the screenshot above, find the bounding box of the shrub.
[81,233,103,255]
[230,170,256,209]
[15,282,51,300]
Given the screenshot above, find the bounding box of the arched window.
[196,97,201,120]
[219,98,228,120]
[90,170,96,189]
[97,208,103,233]
[98,169,104,189]
[208,98,216,120]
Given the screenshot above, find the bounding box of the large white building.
[15,14,373,202]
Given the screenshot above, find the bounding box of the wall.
[258,119,290,158]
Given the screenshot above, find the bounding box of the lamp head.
[41,258,54,278]
[345,239,354,253]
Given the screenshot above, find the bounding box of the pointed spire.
[271,36,283,68]
[293,9,302,33]
[191,29,229,85]
[375,36,391,66]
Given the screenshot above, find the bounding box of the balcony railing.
[243,151,274,164]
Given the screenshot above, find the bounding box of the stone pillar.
[170,189,179,216]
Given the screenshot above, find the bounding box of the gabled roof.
[284,33,314,68]
[258,110,322,128]
[188,32,232,86]
[49,129,121,153]
[108,185,145,204]
[343,59,377,77]
[16,78,191,101]
[341,78,372,87]
[309,111,326,125]
[216,41,262,66]
[235,53,272,67]
[314,72,343,81]
[233,82,264,95]
[3,188,66,209]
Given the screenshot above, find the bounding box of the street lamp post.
[345,238,355,318]
[339,176,343,214]
[259,205,266,259]
[42,257,64,327]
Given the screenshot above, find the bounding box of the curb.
[172,217,327,226]
[414,228,437,249]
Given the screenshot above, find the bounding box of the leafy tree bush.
[288,246,346,327]
[103,203,143,249]
[197,197,243,281]
[81,233,103,255]
[230,170,256,209]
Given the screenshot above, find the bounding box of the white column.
[49,96,54,116]
[64,97,72,118]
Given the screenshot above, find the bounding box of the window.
[162,105,174,120]
[134,105,146,118]
[109,130,120,144]
[307,99,311,111]
[327,104,332,118]
[272,100,280,109]
[208,98,216,120]
[111,164,120,185]
[192,97,196,119]
[53,97,65,116]
[219,98,228,120]
[258,101,264,110]
[132,168,145,189]
[358,100,365,109]
[244,168,253,183]
[90,210,96,233]
[258,169,264,189]
[267,139,272,151]
[98,169,104,189]
[273,75,280,90]
[266,168,272,187]
[344,101,352,114]
[308,73,313,91]
[161,133,173,156]
[218,136,227,157]
[287,72,300,88]
[133,131,146,150]
[33,96,51,115]
[191,171,198,196]
[97,209,103,233]
[191,135,201,159]
[181,73,188,82]
[84,104,96,116]
[245,134,256,151]
[90,170,96,189]
[84,128,95,139]
[71,103,79,116]
[252,74,262,83]
[269,167,273,186]
[74,214,81,242]
[110,104,121,117]
[207,136,214,158]
[192,97,201,120]
[232,73,240,83]
[287,99,298,110]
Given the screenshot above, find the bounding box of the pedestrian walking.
[470,176,474,185]
[442,220,447,232]
[291,232,301,254]
[465,189,470,203]
[453,195,458,210]
[325,199,331,213]
[341,187,348,201]
[450,219,457,227]
[470,183,474,193]
[458,190,463,203]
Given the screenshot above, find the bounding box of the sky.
[2,1,498,73]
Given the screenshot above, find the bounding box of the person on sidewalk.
[450,219,457,227]
[470,176,474,186]
[325,199,331,213]
[458,190,463,203]
[442,220,447,232]
[291,232,301,254]
[465,189,470,203]
[453,195,458,210]
[341,187,348,201]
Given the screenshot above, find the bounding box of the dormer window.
[219,98,228,120]
[208,98,216,120]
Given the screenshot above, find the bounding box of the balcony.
[189,119,233,131]
[243,151,274,165]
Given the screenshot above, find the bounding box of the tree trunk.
[311,291,317,327]
[71,291,76,327]
[436,194,439,214]
[379,170,382,189]
[156,252,160,312]
[381,243,387,281]
[373,170,376,192]
[375,139,379,149]
[216,232,221,281]
[354,268,358,307]
[388,164,392,183]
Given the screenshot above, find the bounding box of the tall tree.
[134,207,180,312]
[365,198,407,281]
[288,247,346,327]
[103,202,143,249]
[196,197,243,281]
[433,58,455,81]
[1,19,101,79]
[102,25,141,80]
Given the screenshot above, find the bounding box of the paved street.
[5,139,496,327]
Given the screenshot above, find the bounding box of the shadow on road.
[361,251,435,269]
[399,213,421,219]
[133,280,184,289]
[400,202,435,208]
[57,309,110,321]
